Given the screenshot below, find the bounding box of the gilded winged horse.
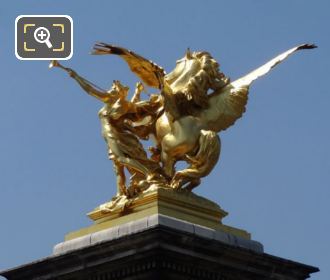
[91,43,315,191]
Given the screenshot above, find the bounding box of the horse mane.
[174,51,230,116]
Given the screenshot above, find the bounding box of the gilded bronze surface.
[51,43,316,212]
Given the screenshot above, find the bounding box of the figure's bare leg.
[118,157,150,176]
[106,137,153,179]
[113,160,126,196]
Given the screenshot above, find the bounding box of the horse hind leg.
[171,169,201,190]
[194,130,221,178]
[171,130,221,190]
[161,149,176,179]
[185,178,201,191]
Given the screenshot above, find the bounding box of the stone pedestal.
[67,187,249,241]
[0,214,319,280]
[0,189,319,280]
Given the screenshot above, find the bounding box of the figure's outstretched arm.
[49,60,110,102]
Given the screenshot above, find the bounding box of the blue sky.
[0,1,329,279]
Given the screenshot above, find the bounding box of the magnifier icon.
[34,27,53,49]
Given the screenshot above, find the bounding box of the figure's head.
[109,80,129,99]
[165,50,229,108]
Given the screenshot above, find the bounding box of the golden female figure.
[50,61,161,197]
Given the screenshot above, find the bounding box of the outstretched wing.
[201,85,249,132]
[92,42,166,89]
[201,44,317,132]
[231,44,316,89]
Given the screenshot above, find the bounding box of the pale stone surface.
[53,235,91,255]
[214,229,231,243]
[91,225,119,244]
[194,224,216,239]
[1,215,318,280]
[53,214,263,255]
[157,214,195,234]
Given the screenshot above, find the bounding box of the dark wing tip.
[297,43,318,50]
[91,42,127,55]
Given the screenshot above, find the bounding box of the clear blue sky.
[0,1,329,279]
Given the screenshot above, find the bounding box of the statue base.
[0,213,318,280]
[0,185,319,280]
[65,185,250,241]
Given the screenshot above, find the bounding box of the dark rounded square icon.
[15,15,73,60]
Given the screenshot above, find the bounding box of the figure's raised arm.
[49,60,110,103]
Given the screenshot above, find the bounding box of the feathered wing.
[92,42,166,89]
[201,44,317,132]
[201,85,249,132]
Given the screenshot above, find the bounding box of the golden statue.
[50,43,316,212]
